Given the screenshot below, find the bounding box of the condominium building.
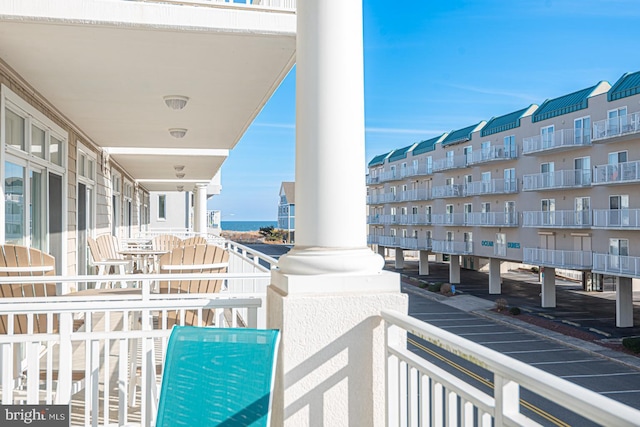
[367,70,640,327]
[277,181,295,242]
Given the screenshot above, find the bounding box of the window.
[608,107,628,135]
[574,157,590,185]
[481,141,491,160]
[541,199,555,226]
[446,204,454,224]
[401,162,407,177]
[609,238,629,269]
[541,162,554,187]
[482,202,491,224]
[575,197,590,225]
[463,146,472,165]
[574,116,591,144]
[426,156,433,174]
[608,151,627,164]
[481,172,491,193]
[505,201,515,225]
[504,168,516,192]
[464,232,472,252]
[541,125,554,148]
[78,144,97,275]
[446,151,454,168]
[412,159,418,174]
[609,195,629,226]
[464,203,472,223]
[5,109,25,151]
[158,194,167,220]
[504,135,516,158]
[4,161,25,245]
[112,172,121,236]
[390,165,396,178]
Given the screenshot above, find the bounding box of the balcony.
[432,154,467,172]
[466,145,518,165]
[367,214,397,225]
[397,214,432,225]
[593,209,640,229]
[366,192,398,204]
[592,112,640,142]
[522,128,591,155]
[399,237,432,250]
[431,184,465,198]
[523,248,593,269]
[368,235,398,247]
[404,161,434,178]
[522,169,591,191]
[464,178,518,196]
[431,240,473,254]
[465,211,519,227]
[593,160,640,185]
[523,210,591,228]
[593,253,640,278]
[431,213,465,226]
[398,189,430,202]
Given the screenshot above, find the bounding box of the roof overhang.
[0,0,296,191]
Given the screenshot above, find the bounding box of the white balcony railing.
[523,248,593,269]
[522,169,591,191]
[431,213,465,226]
[366,192,398,204]
[593,209,640,229]
[465,212,519,227]
[383,309,640,427]
[399,237,432,251]
[397,214,430,225]
[431,184,465,198]
[466,145,518,165]
[522,128,591,154]
[464,178,518,196]
[431,240,473,254]
[593,253,640,278]
[398,189,429,202]
[593,160,640,184]
[523,210,591,228]
[592,112,640,141]
[432,155,467,172]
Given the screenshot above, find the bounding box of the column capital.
[277,247,384,276]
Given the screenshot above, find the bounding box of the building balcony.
[366,193,398,204]
[431,240,473,254]
[523,210,591,228]
[367,235,398,246]
[593,160,640,185]
[465,212,519,227]
[464,178,518,196]
[592,253,640,278]
[431,213,465,226]
[592,111,640,142]
[593,209,640,229]
[522,169,591,191]
[466,145,518,165]
[397,214,433,225]
[399,237,432,250]
[398,189,430,202]
[404,162,434,178]
[367,214,396,225]
[432,155,467,172]
[522,128,591,155]
[431,184,465,198]
[523,248,593,270]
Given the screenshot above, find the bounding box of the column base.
[277,247,384,276]
[268,269,407,426]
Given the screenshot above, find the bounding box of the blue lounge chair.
[156,326,280,427]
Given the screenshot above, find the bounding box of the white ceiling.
[0,0,296,192]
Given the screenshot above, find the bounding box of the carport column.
[193,183,208,236]
[541,267,556,308]
[377,245,385,258]
[489,258,501,294]
[395,248,404,269]
[616,277,633,327]
[419,250,430,275]
[449,254,460,284]
[267,1,407,426]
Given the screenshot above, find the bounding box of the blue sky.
[212,0,640,221]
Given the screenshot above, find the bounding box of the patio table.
[118,249,168,274]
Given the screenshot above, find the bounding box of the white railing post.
[55,311,73,404]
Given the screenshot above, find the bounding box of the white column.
[449,255,460,284]
[541,267,556,308]
[267,1,407,426]
[616,277,634,327]
[435,253,444,263]
[489,258,501,294]
[419,250,429,275]
[395,248,404,270]
[193,184,208,236]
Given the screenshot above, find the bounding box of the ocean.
[221,220,278,232]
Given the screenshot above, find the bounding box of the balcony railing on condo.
[593,160,640,184]
[432,155,467,172]
[592,253,640,278]
[522,169,591,191]
[397,214,432,225]
[431,184,465,198]
[366,192,397,204]
[431,213,465,226]
[592,111,640,142]
[523,248,593,269]
[383,310,640,427]
[465,211,519,227]
[367,214,396,225]
[399,237,432,250]
[522,128,591,154]
[464,178,518,196]
[523,210,591,228]
[398,189,429,202]
[466,145,518,165]
[431,240,473,254]
[593,209,640,229]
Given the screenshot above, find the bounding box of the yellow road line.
[407,337,571,427]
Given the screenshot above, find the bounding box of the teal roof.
[532,85,595,123]
[412,135,441,156]
[608,71,640,102]
[442,123,480,146]
[388,144,413,163]
[368,151,392,167]
[481,107,528,137]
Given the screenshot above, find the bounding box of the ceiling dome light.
[173,165,185,172]
[176,172,186,179]
[164,95,189,110]
[177,185,184,192]
[169,128,188,138]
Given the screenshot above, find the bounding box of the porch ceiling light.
[163,95,189,110]
[176,172,186,179]
[173,165,185,172]
[169,128,188,139]
[177,185,184,192]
